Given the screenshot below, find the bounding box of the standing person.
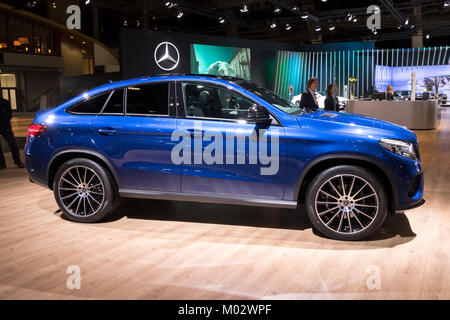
[324,84,338,111]
[386,85,394,101]
[299,77,319,110]
[0,97,24,169]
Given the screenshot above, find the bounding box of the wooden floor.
[0,110,449,300]
[10,117,34,138]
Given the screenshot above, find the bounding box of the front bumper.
[391,159,424,211]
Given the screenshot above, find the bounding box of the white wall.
[3,52,63,69]
[61,40,84,76]
[94,43,120,73]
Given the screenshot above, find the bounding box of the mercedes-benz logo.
[154,42,180,71]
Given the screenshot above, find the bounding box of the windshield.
[235,81,314,115]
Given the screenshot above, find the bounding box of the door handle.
[98,128,117,136]
[186,129,205,137]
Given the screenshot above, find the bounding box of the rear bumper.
[29,175,50,189]
[397,198,425,211]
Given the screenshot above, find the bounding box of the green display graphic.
[190,44,251,81]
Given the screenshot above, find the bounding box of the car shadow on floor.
[94,197,417,245]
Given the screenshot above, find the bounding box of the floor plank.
[0,109,449,299]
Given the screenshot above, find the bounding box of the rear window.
[68,92,110,114]
[126,83,169,115]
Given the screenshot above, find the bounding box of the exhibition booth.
[121,29,449,130]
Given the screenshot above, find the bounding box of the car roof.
[56,74,250,111]
[96,74,247,91]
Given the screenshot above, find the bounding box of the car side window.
[126,83,169,116]
[102,89,124,114]
[183,82,256,120]
[68,92,110,114]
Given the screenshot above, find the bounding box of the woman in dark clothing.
[324,84,338,111]
[299,77,319,110]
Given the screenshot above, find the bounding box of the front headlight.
[379,138,416,160]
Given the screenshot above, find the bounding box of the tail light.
[27,123,47,138]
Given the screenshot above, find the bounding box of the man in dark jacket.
[0,97,24,169]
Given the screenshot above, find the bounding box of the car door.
[175,81,287,200]
[90,81,180,191]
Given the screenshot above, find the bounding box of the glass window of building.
[0,74,18,110]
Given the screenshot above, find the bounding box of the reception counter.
[347,100,439,129]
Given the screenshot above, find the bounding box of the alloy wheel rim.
[314,174,379,234]
[58,166,105,217]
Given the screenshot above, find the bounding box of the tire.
[53,158,117,223]
[305,165,388,241]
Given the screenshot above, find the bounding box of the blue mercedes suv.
[25,75,424,240]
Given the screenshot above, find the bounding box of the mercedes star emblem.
[154,42,180,71]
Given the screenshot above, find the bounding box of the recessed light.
[240,5,248,13]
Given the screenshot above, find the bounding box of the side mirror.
[247,104,272,126]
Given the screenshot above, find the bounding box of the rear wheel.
[305,165,388,241]
[53,158,117,223]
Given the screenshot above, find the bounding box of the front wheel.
[53,158,117,223]
[305,165,388,241]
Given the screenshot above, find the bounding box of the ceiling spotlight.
[165,2,174,9]
[85,0,90,5]
[301,12,309,19]
[292,6,299,12]
[123,19,128,27]
[410,24,415,29]
[321,0,328,2]
[285,24,292,30]
[315,25,322,32]
[445,1,450,8]
[328,25,335,31]
[240,5,249,13]
[397,25,402,29]
[270,23,277,29]
[426,34,430,39]
[372,28,378,35]
[136,19,141,27]
[346,13,353,22]
[405,18,409,25]
[353,17,358,22]
[51,2,56,8]
[218,17,225,24]
[177,12,184,18]
[274,7,281,14]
